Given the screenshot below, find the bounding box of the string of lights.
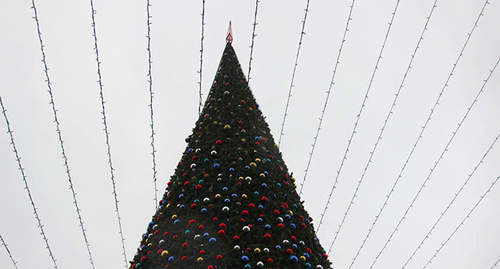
[366,1,492,267]
[146,0,159,210]
[345,2,438,266]
[198,0,206,116]
[302,0,357,206]
[247,0,260,83]
[88,0,128,266]
[0,233,18,269]
[491,257,500,269]
[1,96,58,268]
[401,57,500,268]
[277,0,311,148]
[423,173,500,268]
[30,1,95,267]
[324,0,403,251]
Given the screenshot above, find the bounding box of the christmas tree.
[129,37,332,269]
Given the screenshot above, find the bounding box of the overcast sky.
[0,0,499,268]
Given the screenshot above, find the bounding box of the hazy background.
[0,0,499,268]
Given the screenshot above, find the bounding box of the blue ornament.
[290,256,298,263]
[173,219,180,225]
[292,244,298,249]
[214,163,221,169]
[264,224,271,229]
[203,232,209,237]
[148,221,155,228]
[257,218,263,222]
[178,194,184,199]
[168,256,175,262]
[229,167,235,172]
[261,183,268,188]
[231,193,238,198]
[258,205,264,209]
[209,237,217,243]
[222,187,228,191]
[241,256,250,263]
[201,208,207,213]
[224,198,231,203]
[275,245,282,250]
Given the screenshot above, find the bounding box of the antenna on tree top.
[226,21,233,44]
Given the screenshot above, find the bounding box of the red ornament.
[140,256,147,263]
[267,258,274,263]
[198,225,205,230]
[182,242,189,248]
[215,140,223,145]
[181,256,187,261]
[242,210,249,216]
[286,249,294,254]
[189,219,196,226]
[219,223,227,229]
[264,233,271,239]
[233,235,240,241]
[217,230,226,236]
[273,210,281,215]
[216,255,223,259]
[199,250,206,255]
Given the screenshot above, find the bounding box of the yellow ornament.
[242,194,248,199]
[300,256,307,261]
[255,158,261,163]
[250,162,257,167]
[215,194,221,198]
[254,248,261,253]
[147,243,152,247]
[224,125,231,130]
[161,250,169,257]
[171,214,178,219]
[197,257,204,262]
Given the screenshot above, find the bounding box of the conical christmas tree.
[130,38,332,269]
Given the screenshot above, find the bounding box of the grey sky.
[0,0,499,268]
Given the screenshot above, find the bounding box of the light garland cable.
[88,0,128,266]
[323,0,403,249]
[345,2,438,266]
[247,0,260,83]
[278,0,311,147]
[1,96,57,268]
[0,233,18,269]
[366,1,492,267]
[401,57,500,268]
[423,173,500,268]
[198,0,206,115]
[301,0,357,207]
[491,257,500,269]
[30,1,95,267]
[146,0,159,210]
